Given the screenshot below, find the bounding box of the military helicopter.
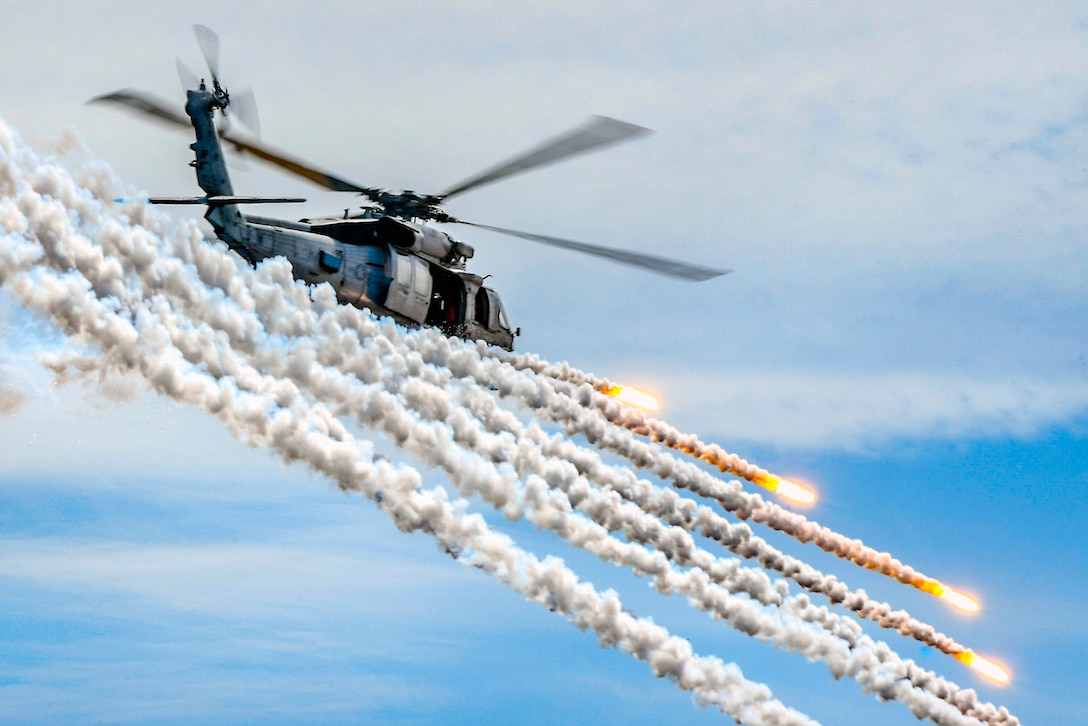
[93,26,728,351]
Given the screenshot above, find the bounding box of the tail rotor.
[175,25,260,138]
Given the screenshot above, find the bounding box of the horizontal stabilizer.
[149,196,306,206]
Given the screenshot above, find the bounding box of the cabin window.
[475,289,490,328]
[413,266,431,297]
[395,255,412,286]
[318,250,342,273]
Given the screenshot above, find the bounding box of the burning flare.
[603,385,660,411]
[754,475,817,505]
[920,582,980,613]
[954,651,1010,685]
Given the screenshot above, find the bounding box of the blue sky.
[1,2,1086,724]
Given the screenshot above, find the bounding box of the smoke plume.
[0,119,1021,726]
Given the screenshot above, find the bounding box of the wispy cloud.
[0,536,471,618]
[667,371,1088,450]
[0,646,450,726]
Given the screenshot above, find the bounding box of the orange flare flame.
[603,385,660,411]
[939,588,980,613]
[753,475,817,505]
[954,651,1010,685]
[775,478,817,505]
[920,581,980,613]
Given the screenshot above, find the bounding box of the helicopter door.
[385,252,432,323]
[425,271,466,334]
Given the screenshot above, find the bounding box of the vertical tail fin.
[184,87,234,197]
[184,86,250,258]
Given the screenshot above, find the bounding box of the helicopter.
[92,26,728,351]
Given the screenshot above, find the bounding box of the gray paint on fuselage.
[183,85,515,349]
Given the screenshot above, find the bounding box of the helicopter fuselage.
[183,87,517,351]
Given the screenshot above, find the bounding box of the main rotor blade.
[91,89,368,194]
[453,222,729,282]
[219,131,374,194]
[440,116,652,201]
[194,24,221,83]
[88,89,191,129]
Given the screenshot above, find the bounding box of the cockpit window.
[484,289,510,331]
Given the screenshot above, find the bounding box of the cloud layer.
[667,372,1088,450]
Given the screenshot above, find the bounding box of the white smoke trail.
[331,329,1014,725]
[39,176,980,683]
[0,339,29,414]
[0,380,21,414]
[314,323,965,648]
[487,357,956,595]
[307,319,985,661]
[0,119,1019,726]
[120,242,1009,725]
[89,167,1014,723]
[0,119,814,726]
[43,202,987,724]
[473,348,982,616]
[455,358,1016,724]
